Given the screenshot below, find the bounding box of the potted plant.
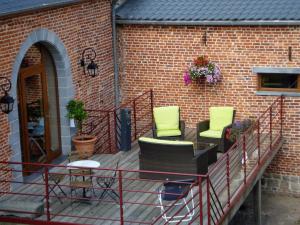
[66,99,97,157]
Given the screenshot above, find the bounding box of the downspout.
[112,0,120,108]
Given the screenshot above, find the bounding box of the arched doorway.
[9,29,74,182]
[18,44,62,173]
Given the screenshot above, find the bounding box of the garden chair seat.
[199,130,222,138]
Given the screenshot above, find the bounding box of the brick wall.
[0,0,114,189]
[118,25,300,193]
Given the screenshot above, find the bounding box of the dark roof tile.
[116,0,300,22]
[0,0,80,17]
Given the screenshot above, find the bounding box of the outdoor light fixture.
[80,48,99,77]
[203,31,207,46]
[0,77,14,114]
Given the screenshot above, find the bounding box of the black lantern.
[80,48,99,77]
[0,77,14,114]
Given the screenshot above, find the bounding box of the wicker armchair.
[152,106,185,140]
[197,107,235,153]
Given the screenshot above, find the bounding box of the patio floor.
[1,127,274,225]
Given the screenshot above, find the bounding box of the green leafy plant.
[66,99,88,132]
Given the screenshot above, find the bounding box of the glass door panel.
[43,49,61,154]
[24,73,47,163]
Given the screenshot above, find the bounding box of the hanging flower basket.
[183,56,221,85]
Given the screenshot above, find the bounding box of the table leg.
[82,175,87,198]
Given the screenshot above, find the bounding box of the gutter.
[112,0,120,108]
[116,19,300,26]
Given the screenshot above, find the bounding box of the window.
[258,73,300,92]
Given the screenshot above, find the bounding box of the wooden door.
[18,64,61,173]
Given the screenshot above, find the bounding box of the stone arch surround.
[9,28,74,184]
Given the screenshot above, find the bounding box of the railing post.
[243,135,247,184]
[107,112,112,153]
[226,154,230,207]
[150,89,154,124]
[207,176,211,225]
[198,176,203,225]
[118,170,124,225]
[280,95,283,138]
[257,120,260,164]
[270,106,272,151]
[133,100,137,140]
[44,167,51,222]
[114,110,118,151]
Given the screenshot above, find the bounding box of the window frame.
[257,73,300,92]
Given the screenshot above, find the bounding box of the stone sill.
[256,91,300,97]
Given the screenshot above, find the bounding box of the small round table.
[67,160,100,169]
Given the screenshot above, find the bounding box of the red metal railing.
[207,95,284,225]
[82,89,153,154]
[0,161,209,225]
[0,96,283,225]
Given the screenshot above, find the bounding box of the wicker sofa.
[138,137,208,180]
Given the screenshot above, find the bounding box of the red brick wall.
[0,0,114,188]
[118,25,300,177]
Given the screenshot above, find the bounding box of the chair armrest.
[179,120,185,140]
[196,120,209,143]
[197,120,210,134]
[219,123,234,153]
[221,123,233,139]
[152,122,158,138]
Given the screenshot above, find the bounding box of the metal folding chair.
[43,172,67,204]
[67,152,96,203]
[96,159,120,202]
[157,179,195,223]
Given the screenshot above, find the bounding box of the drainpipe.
[112,0,120,108]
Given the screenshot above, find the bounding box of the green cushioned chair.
[152,106,185,140]
[197,107,235,153]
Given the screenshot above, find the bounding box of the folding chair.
[96,159,120,202]
[67,152,96,203]
[157,179,195,223]
[43,172,67,204]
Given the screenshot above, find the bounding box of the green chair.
[197,107,235,153]
[152,106,185,140]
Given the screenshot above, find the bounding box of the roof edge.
[116,19,300,26]
[0,0,83,18]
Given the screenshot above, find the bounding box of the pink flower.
[183,71,192,85]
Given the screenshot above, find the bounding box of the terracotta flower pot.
[72,135,97,158]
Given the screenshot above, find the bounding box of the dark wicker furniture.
[138,138,208,180]
[195,142,218,165]
[197,110,235,153]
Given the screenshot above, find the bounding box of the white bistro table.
[67,160,100,169]
[67,160,100,199]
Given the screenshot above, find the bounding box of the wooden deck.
[1,128,277,225]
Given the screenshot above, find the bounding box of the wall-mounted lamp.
[203,30,207,46]
[80,48,99,77]
[0,77,14,114]
[288,46,292,61]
